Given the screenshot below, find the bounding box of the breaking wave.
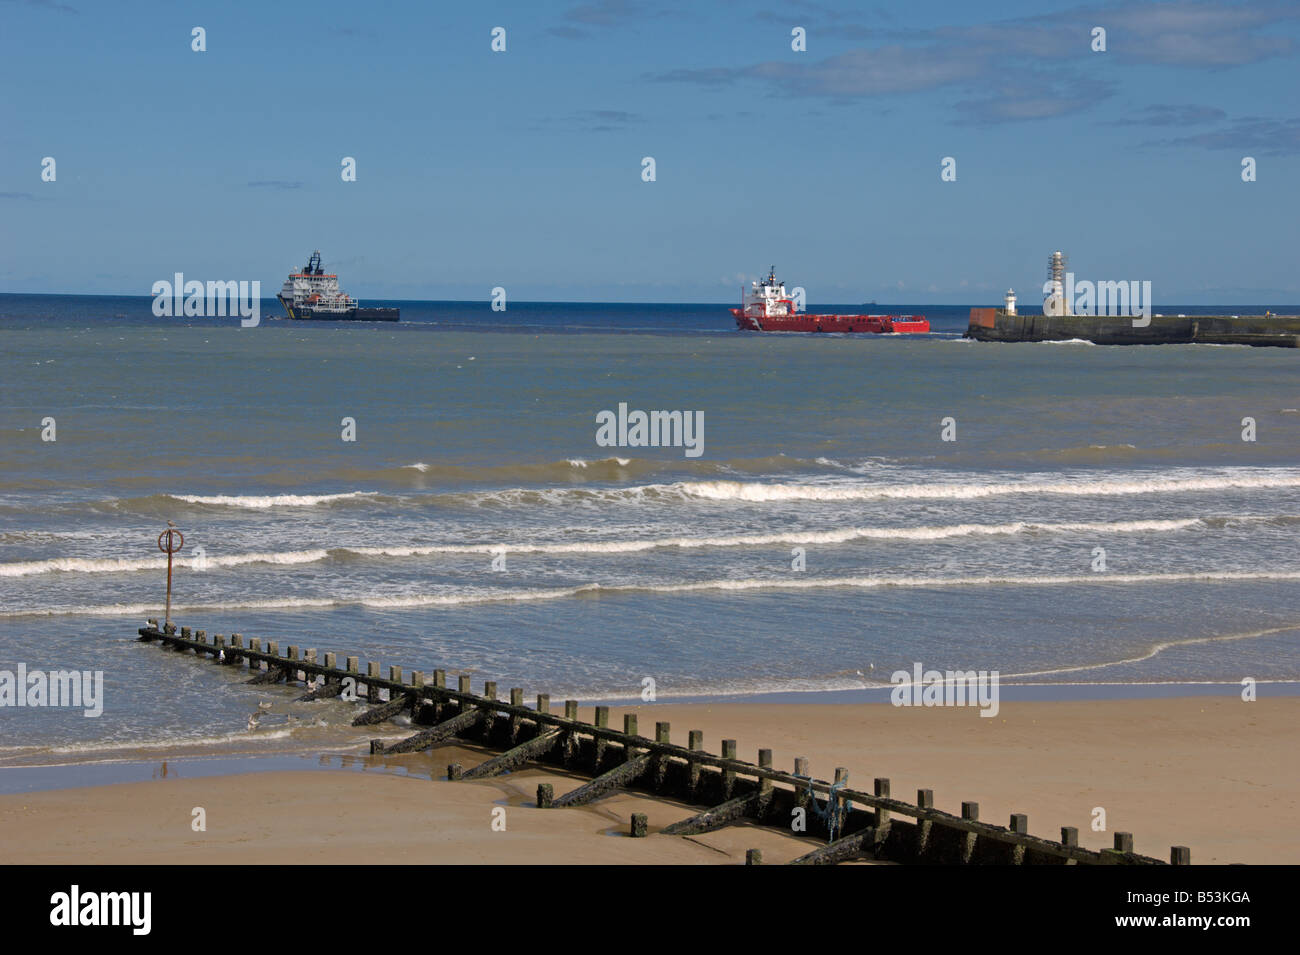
[0,517,1241,577]
[10,569,1300,617]
[167,492,377,508]
[665,471,1300,503]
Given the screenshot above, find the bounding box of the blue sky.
[1,0,1297,303]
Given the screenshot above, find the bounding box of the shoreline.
[6,680,1294,778]
[2,695,1295,864]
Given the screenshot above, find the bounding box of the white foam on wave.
[46,725,303,755]
[402,463,430,472]
[567,457,631,468]
[668,472,1300,503]
[13,569,1300,617]
[0,549,331,578]
[356,517,1205,555]
[0,518,1215,578]
[168,491,375,508]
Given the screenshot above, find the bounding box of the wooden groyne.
[138,619,1191,866]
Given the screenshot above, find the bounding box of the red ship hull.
[731,309,929,334]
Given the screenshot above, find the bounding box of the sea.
[2,293,1298,769]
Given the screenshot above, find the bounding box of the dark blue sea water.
[2,293,1298,764]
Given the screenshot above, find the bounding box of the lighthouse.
[1004,288,1017,315]
[1043,250,1071,316]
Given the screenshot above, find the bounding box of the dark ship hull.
[277,295,399,322]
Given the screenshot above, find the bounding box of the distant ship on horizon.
[731,267,928,334]
[276,251,399,322]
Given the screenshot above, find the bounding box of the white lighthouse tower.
[1043,250,1071,316]
[1004,288,1017,315]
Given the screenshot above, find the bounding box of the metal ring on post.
[158,529,184,554]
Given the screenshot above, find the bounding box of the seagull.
[217,649,226,663]
[257,701,272,711]
[246,712,261,731]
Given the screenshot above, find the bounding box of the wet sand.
[1,696,1294,864]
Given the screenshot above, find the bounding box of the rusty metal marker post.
[157,525,183,628]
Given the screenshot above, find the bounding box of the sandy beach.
[2,695,1294,865]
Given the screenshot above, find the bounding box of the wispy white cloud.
[1145,116,1300,154]
[651,1,1298,124]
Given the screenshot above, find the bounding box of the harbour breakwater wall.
[137,619,1191,866]
[966,309,1300,347]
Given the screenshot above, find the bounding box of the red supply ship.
[730,267,929,334]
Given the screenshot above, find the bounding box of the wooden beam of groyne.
[459,729,563,780]
[247,666,287,685]
[351,693,413,726]
[137,620,1184,866]
[551,753,652,808]
[788,824,889,865]
[661,792,759,835]
[375,708,486,755]
[295,681,345,702]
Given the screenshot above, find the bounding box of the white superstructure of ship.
[276,251,398,321]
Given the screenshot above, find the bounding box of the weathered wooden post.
[874,778,891,830]
[960,801,980,863]
[687,730,704,797]
[721,740,738,798]
[793,756,811,812]
[745,849,763,865]
[483,681,498,742]
[593,706,610,767]
[156,525,183,629]
[509,688,524,743]
[915,789,934,858]
[832,767,849,839]
[431,669,446,719]
[537,783,554,809]
[1171,845,1190,865]
[757,749,773,800]
[653,722,671,788]
[630,813,648,837]
[1008,813,1028,864]
[562,700,580,766]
